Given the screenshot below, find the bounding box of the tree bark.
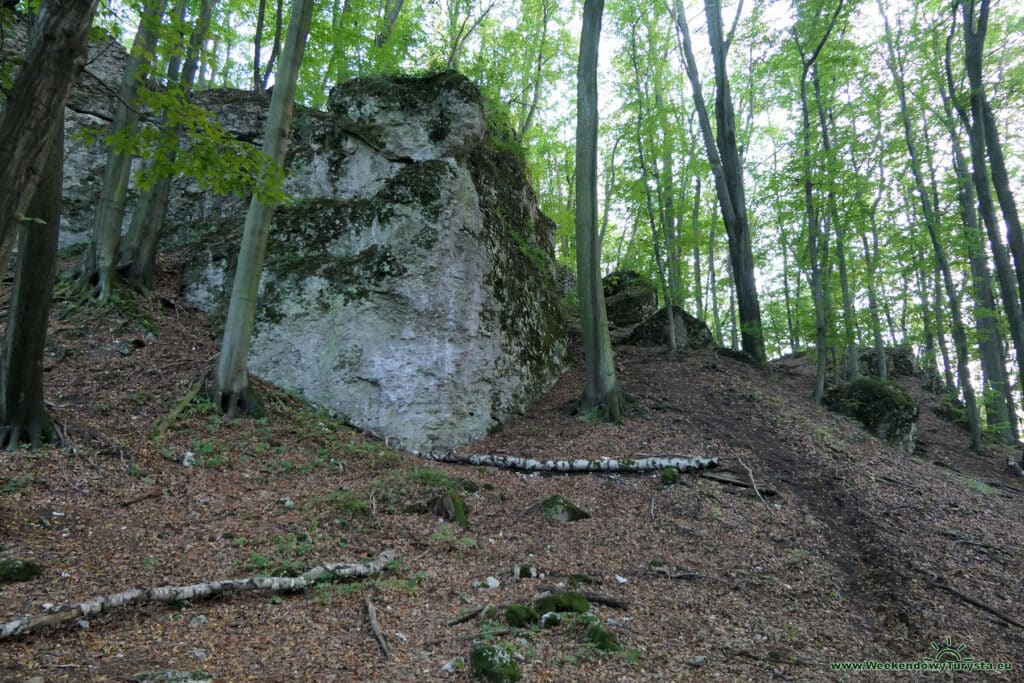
[0,135,63,451]
[74,0,167,302]
[0,0,97,281]
[672,0,764,361]
[879,0,981,448]
[210,0,315,416]
[121,0,213,288]
[574,0,622,421]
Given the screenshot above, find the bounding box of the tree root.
[419,452,716,473]
[0,413,61,452]
[0,549,396,640]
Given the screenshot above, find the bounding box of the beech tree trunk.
[672,0,764,362]
[121,0,213,288]
[879,0,981,449]
[0,0,97,281]
[75,0,167,302]
[0,137,63,451]
[210,0,315,417]
[574,0,623,420]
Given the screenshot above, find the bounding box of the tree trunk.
[879,0,981,449]
[0,135,63,451]
[691,177,703,319]
[938,67,1014,440]
[709,220,722,344]
[672,0,764,361]
[981,98,1024,306]
[209,0,316,417]
[573,0,622,421]
[0,0,97,281]
[121,0,213,288]
[253,0,267,91]
[375,0,406,48]
[260,0,284,92]
[74,0,167,302]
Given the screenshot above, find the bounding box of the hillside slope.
[2,260,1022,680]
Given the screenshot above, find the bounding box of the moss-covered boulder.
[602,271,658,328]
[858,345,918,378]
[533,591,591,614]
[470,643,521,682]
[627,306,715,349]
[825,378,920,454]
[504,604,539,627]
[176,73,566,454]
[0,558,43,584]
[542,494,590,522]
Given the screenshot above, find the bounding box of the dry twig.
[365,589,390,660]
[736,455,773,514]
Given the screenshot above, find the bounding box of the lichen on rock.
[171,73,565,454]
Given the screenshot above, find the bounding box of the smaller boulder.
[627,307,715,349]
[0,558,42,584]
[825,378,920,454]
[542,494,590,522]
[602,271,658,328]
[470,643,521,683]
[858,345,918,378]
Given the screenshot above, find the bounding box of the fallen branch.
[0,549,396,640]
[928,576,1023,628]
[420,453,717,473]
[149,376,204,440]
[427,628,522,645]
[365,589,390,660]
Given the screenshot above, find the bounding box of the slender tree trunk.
[375,0,406,48]
[0,135,63,450]
[953,7,1024,421]
[0,0,97,281]
[260,0,284,92]
[672,0,764,361]
[981,98,1024,305]
[937,63,1014,438]
[253,0,266,91]
[932,270,955,389]
[209,0,315,416]
[879,0,980,448]
[121,0,213,288]
[573,0,622,420]
[74,0,167,302]
[656,91,683,308]
[691,177,703,319]
[709,221,722,344]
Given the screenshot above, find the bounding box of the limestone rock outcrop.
[174,73,566,453]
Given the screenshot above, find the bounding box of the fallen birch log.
[0,549,396,640]
[419,453,717,473]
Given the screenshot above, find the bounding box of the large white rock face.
[174,73,566,453]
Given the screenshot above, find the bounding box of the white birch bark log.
[419,453,716,472]
[0,549,395,640]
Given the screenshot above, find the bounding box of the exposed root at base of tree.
[0,414,61,452]
[207,383,267,419]
[0,549,396,640]
[419,452,717,473]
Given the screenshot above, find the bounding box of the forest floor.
[2,258,1024,681]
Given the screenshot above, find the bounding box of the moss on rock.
[541,494,590,522]
[469,643,521,682]
[504,603,539,627]
[0,558,43,584]
[532,591,591,615]
[825,377,920,453]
